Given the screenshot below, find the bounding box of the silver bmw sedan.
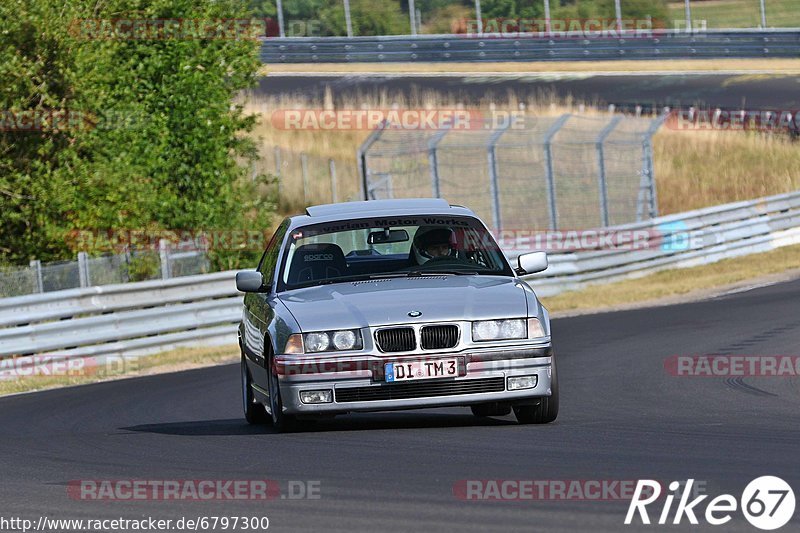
[237,198,556,431]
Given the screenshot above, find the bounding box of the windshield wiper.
[367,273,408,279]
[405,270,478,276]
[301,274,372,287]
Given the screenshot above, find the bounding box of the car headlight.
[304,332,330,352]
[472,319,526,341]
[332,330,357,350]
[302,329,363,353]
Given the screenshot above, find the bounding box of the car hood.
[278,275,531,331]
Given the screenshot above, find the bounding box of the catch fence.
[361,113,667,232]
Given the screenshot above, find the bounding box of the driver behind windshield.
[412,227,455,264]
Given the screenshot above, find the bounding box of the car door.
[242,219,289,389]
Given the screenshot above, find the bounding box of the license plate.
[385,358,459,382]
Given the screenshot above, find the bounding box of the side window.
[257,220,289,286]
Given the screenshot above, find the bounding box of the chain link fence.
[256,146,361,212]
[361,112,667,232]
[0,246,209,298]
[263,0,800,39]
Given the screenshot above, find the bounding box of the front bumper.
[274,343,553,415]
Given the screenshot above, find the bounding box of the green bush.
[0,0,272,269]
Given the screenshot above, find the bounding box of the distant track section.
[255,73,800,111]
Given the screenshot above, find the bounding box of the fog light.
[507,375,538,390]
[299,390,333,404]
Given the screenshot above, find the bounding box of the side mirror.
[236,270,266,292]
[517,251,548,275]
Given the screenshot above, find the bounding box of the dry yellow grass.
[245,92,800,217]
[540,243,800,313]
[0,345,238,397]
[654,129,800,214]
[261,58,800,75]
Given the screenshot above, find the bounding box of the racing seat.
[287,243,348,285]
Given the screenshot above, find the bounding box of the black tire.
[266,349,299,433]
[241,354,269,425]
[514,355,559,424]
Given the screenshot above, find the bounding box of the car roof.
[288,199,479,228]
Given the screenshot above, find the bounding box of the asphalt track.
[1,277,799,532]
[256,73,800,110]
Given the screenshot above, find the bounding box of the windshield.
[277,215,512,291]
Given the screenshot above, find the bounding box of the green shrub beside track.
[0,0,273,269]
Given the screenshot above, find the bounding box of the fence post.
[684,0,692,31]
[77,251,90,288]
[329,158,338,203]
[123,248,132,283]
[596,115,623,227]
[543,114,570,231]
[343,0,353,37]
[357,120,387,200]
[638,112,668,220]
[408,0,417,35]
[759,0,767,27]
[300,152,309,205]
[29,260,43,293]
[159,239,172,280]
[276,0,286,37]
[427,126,451,199]
[273,145,282,203]
[543,0,552,36]
[487,119,514,232]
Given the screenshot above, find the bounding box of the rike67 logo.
[625,477,795,530]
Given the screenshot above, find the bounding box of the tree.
[0,0,270,268]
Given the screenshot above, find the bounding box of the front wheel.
[267,350,299,432]
[514,355,559,424]
[241,354,269,425]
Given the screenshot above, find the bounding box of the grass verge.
[540,243,800,314]
[0,345,238,397]
[667,0,800,29]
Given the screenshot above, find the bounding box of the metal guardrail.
[0,272,242,366]
[0,190,799,366]
[260,29,800,63]
[522,190,800,296]
[0,271,237,328]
